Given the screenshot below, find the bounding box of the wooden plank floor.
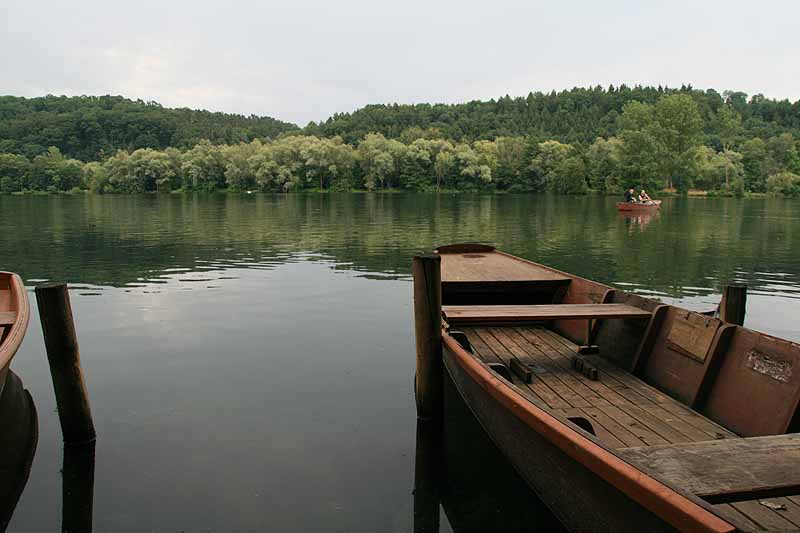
[458,325,800,531]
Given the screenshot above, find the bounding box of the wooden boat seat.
[619,434,800,504]
[436,246,573,305]
[0,312,14,327]
[443,304,652,324]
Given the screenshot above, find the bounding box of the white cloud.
[1,0,798,125]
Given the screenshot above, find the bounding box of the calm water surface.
[2,194,800,532]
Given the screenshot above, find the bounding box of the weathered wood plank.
[710,504,762,531]
[618,404,696,444]
[463,328,559,409]
[486,328,590,408]
[764,497,800,526]
[439,251,570,283]
[581,406,648,447]
[502,327,608,405]
[513,327,627,407]
[443,303,652,323]
[554,407,629,448]
[654,402,737,440]
[619,435,800,501]
[536,327,740,441]
[729,500,799,530]
[596,405,671,446]
[539,327,672,407]
[636,403,718,442]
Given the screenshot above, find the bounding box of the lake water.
[2,193,800,532]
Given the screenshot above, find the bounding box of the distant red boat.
[617,200,661,212]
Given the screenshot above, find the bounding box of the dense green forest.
[1,86,799,196]
[0,95,298,161]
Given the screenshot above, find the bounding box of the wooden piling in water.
[62,440,95,533]
[413,418,441,533]
[720,284,747,326]
[35,283,96,444]
[413,253,443,420]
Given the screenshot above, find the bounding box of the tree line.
[0,94,298,161]
[0,88,799,196]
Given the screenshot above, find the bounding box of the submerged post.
[35,283,96,444]
[720,284,747,326]
[413,418,441,533]
[413,253,443,420]
[62,440,96,533]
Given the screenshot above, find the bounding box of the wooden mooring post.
[413,418,441,533]
[35,283,96,444]
[720,284,747,326]
[413,253,443,420]
[62,440,95,533]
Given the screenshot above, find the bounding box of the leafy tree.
[652,94,703,191]
[83,161,109,193]
[741,138,768,192]
[30,147,83,191]
[586,137,623,192]
[181,140,226,191]
[694,146,743,191]
[0,153,31,193]
[767,171,800,197]
[358,134,399,190]
[711,105,743,185]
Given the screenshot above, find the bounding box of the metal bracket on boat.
[571,355,599,381]
[449,331,473,353]
[487,362,512,382]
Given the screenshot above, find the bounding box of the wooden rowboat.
[429,244,800,532]
[617,200,661,212]
[0,272,33,529]
[0,273,29,400]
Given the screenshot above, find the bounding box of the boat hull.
[0,272,29,399]
[616,200,661,212]
[442,343,676,532]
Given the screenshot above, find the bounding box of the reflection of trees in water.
[0,195,798,298]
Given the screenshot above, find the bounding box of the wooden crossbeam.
[443,304,652,324]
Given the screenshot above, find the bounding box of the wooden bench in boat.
[436,245,573,305]
[443,304,652,324]
[619,434,800,504]
[0,312,15,327]
[444,304,652,354]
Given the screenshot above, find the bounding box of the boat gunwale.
[442,332,736,533]
[616,200,662,211]
[0,273,30,377]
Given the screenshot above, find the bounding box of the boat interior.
[438,244,800,531]
[0,272,28,399]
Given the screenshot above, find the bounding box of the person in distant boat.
[624,187,637,203]
[639,189,652,204]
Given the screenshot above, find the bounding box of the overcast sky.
[2,0,798,126]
